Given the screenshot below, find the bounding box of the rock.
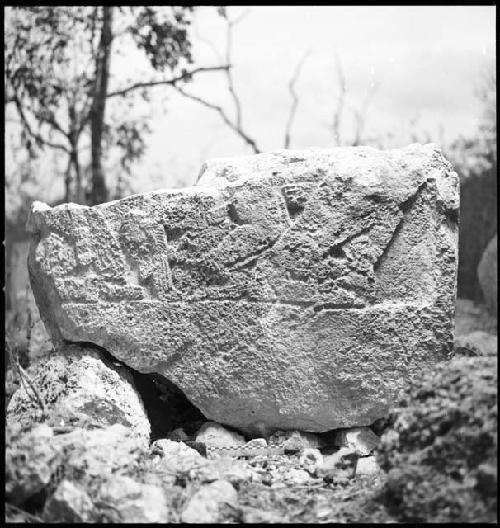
[286,468,311,485]
[194,458,253,486]
[166,427,189,442]
[5,423,62,505]
[270,430,321,453]
[477,234,497,316]
[317,447,358,480]
[153,438,201,457]
[377,355,497,522]
[58,424,147,479]
[261,473,273,486]
[239,438,268,459]
[242,507,283,523]
[250,471,262,483]
[475,463,497,497]
[5,422,145,507]
[222,461,253,485]
[355,455,380,476]
[98,475,168,523]
[244,437,267,449]
[181,480,238,523]
[151,439,205,475]
[333,427,380,455]
[27,144,459,433]
[6,344,150,442]
[299,448,323,474]
[455,331,497,357]
[43,480,93,522]
[195,422,246,448]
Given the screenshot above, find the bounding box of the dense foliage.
[376,355,497,523]
[4,6,203,205]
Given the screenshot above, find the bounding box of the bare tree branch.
[224,9,250,129]
[331,53,380,147]
[173,85,260,153]
[173,7,261,154]
[13,96,71,153]
[284,50,311,149]
[193,18,223,63]
[352,78,378,146]
[6,338,47,419]
[36,111,70,140]
[106,65,231,99]
[332,53,346,146]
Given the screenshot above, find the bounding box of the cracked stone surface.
[7,344,151,442]
[26,144,459,434]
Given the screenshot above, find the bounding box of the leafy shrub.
[376,356,497,523]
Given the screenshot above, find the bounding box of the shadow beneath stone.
[131,370,206,442]
[74,341,207,442]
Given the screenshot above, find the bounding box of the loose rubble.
[195,421,246,450]
[355,456,380,476]
[43,480,93,523]
[376,355,497,523]
[333,426,380,456]
[97,475,168,523]
[8,146,494,523]
[181,480,238,523]
[6,344,150,442]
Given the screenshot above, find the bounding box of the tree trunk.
[90,6,113,206]
[64,156,72,203]
[71,146,82,204]
[68,103,82,204]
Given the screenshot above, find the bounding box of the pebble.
[152,438,202,459]
[300,448,323,475]
[317,447,358,480]
[270,430,321,453]
[98,475,168,523]
[262,474,273,486]
[166,427,189,443]
[333,427,380,456]
[242,507,283,523]
[195,422,246,449]
[286,468,310,485]
[245,438,267,449]
[181,480,238,523]
[152,439,206,475]
[43,480,93,522]
[355,455,380,476]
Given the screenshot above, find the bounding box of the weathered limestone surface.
[27,144,459,434]
[7,345,151,442]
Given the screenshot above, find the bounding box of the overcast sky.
[126,5,495,191]
[5,5,496,203]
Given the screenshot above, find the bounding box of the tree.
[446,63,496,179]
[177,7,312,153]
[184,9,381,154]
[330,53,380,147]
[90,6,113,205]
[5,6,229,205]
